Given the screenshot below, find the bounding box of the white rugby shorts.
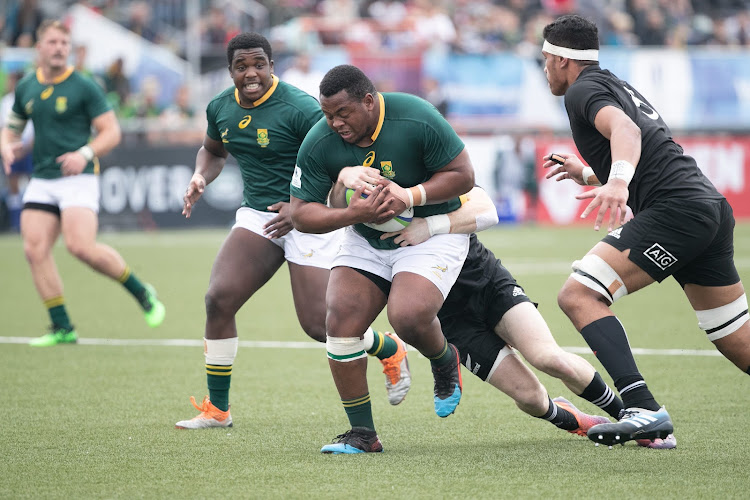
[233,206,344,269]
[23,174,100,213]
[333,226,469,299]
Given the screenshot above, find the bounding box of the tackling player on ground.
[540,14,750,446]
[0,20,165,346]
[334,169,630,440]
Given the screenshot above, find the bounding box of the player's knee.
[299,316,326,343]
[65,239,92,262]
[561,254,628,312]
[23,239,49,263]
[696,293,749,342]
[204,287,239,318]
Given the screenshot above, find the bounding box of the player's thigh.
[60,206,98,249]
[288,262,330,339]
[388,272,444,321]
[496,302,563,357]
[21,208,60,253]
[209,227,285,300]
[326,266,387,337]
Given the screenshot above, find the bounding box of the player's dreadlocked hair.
[226,32,272,67]
[543,15,599,65]
[319,65,376,100]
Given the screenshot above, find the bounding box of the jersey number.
[623,86,659,121]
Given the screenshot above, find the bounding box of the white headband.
[542,40,599,61]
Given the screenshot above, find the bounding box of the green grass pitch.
[1,224,749,499]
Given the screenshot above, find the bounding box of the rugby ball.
[345,188,413,232]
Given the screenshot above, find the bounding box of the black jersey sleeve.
[565,78,622,127]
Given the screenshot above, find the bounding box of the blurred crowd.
[2,0,749,53]
[0,0,748,122]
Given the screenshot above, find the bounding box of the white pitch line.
[0,336,722,356]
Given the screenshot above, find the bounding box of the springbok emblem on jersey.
[55,97,67,113]
[221,128,229,143]
[257,129,269,147]
[380,161,394,179]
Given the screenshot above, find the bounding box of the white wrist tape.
[77,145,95,162]
[427,214,451,236]
[475,208,499,231]
[417,184,427,206]
[608,160,635,185]
[405,188,414,208]
[582,166,601,186]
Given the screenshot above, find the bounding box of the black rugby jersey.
[564,65,723,213]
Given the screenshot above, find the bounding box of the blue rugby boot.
[432,343,463,418]
[587,407,674,446]
[321,427,383,454]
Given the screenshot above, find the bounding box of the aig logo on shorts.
[644,243,678,270]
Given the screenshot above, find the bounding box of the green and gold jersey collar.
[234,74,279,109]
[36,65,75,85]
[370,92,385,143]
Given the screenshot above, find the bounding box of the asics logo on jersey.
[239,115,252,129]
[363,151,375,168]
[41,86,54,100]
[302,250,314,258]
[624,86,659,120]
[644,243,677,270]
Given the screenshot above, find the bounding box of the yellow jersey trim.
[36,66,75,85]
[234,75,279,109]
[371,93,385,143]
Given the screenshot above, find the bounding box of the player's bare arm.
[57,110,121,177]
[291,184,392,233]
[0,125,23,174]
[183,135,229,218]
[576,105,641,231]
[381,186,499,246]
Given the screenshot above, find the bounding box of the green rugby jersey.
[206,75,323,211]
[290,92,464,250]
[11,67,111,179]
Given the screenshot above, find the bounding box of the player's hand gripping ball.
[345,188,414,232]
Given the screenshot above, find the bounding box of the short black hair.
[543,14,599,54]
[226,32,272,67]
[319,65,376,100]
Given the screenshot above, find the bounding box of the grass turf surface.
[1,225,749,499]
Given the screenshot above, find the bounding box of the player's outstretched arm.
[0,125,23,175]
[183,136,228,218]
[381,186,499,247]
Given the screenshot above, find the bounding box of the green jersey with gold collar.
[290,92,464,250]
[205,76,323,211]
[10,67,111,179]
